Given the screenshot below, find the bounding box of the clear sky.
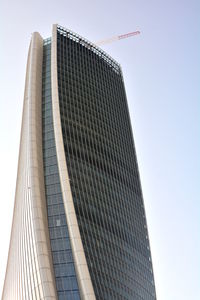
[0,0,199,299]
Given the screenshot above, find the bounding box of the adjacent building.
[2,24,156,300]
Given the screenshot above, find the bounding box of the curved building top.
[57,24,121,75]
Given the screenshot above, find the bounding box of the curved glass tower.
[2,24,156,300]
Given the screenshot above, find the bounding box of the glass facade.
[2,25,156,300]
[56,26,156,300]
[42,39,80,300]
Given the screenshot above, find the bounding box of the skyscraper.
[2,24,156,300]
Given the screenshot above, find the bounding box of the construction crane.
[95,31,140,46]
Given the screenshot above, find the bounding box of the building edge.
[2,32,57,300]
[120,69,157,296]
[51,24,96,300]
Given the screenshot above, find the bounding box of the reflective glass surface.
[42,41,80,300]
[57,28,156,300]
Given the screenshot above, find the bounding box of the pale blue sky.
[0,0,199,299]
